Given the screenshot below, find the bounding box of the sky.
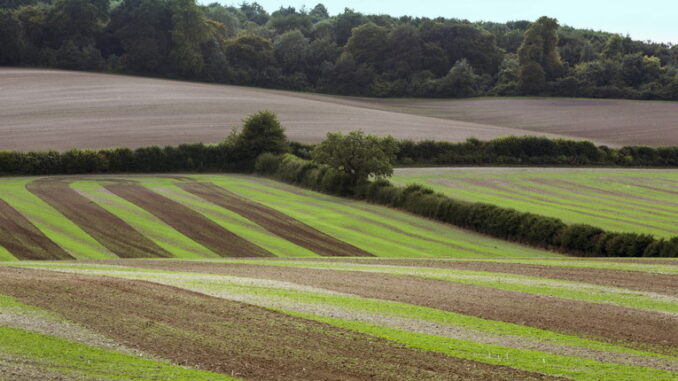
[201,0,677,44]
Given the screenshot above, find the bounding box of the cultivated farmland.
[393,167,678,238]
[0,174,555,260]
[345,97,678,147]
[0,258,675,380]
[7,68,678,151]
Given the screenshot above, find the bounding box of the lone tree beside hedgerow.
[228,110,289,168]
[312,130,398,185]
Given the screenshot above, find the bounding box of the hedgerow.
[260,154,677,258]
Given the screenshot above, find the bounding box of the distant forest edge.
[4,136,678,177]
[1,0,678,100]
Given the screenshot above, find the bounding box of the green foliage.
[518,16,564,94]
[2,1,677,100]
[312,131,398,184]
[229,110,289,169]
[264,153,676,257]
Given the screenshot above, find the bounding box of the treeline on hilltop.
[1,0,678,100]
[4,135,678,177]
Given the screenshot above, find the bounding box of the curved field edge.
[4,261,676,381]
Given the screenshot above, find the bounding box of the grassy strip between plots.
[0,245,16,261]
[0,327,237,381]
[0,179,114,259]
[70,181,217,259]
[138,179,319,258]
[6,264,674,366]
[289,313,676,381]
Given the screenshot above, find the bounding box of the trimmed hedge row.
[260,154,677,257]
[397,137,678,167]
[266,136,678,167]
[0,143,257,175]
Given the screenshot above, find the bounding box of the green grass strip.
[290,313,677,381]
[70,181,216,259]
[136,178,319,258]
[0,327,237,381]
[0,245,17,261]
[0,179,114,259]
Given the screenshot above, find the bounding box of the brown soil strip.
[285,258,678,297]
[113,260,678,356]
[0,267,560,381]
[0,199,72,260]
[105,183,273,257]
[179,182,373,257]
[26,179,171,258]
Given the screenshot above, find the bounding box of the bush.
[254,153,282,174]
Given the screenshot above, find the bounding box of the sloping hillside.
[0,69,579,151]
[0,174,556,260]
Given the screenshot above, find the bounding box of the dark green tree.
[312,130,398,184]
[230,110,289,161]
[518,16,564,94]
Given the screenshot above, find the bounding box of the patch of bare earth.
[345,97,678,147]
[0,199,72,260]
[0,267,561,381]
[26,179,171,258]
[178,182,373,256]
[0,69,576,151]
[112,260,678,356]
[105,183,273,257]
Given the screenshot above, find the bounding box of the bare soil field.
[1,68,577,150]
[344,97,678,147]
[0,267,557,381]
[1,259,675,380]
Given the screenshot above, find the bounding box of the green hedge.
[260,154,677,257]
[0,143,258,175]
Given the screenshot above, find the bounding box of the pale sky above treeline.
[201,0,677,44]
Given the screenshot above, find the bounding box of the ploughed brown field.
[6,68,675,150]
[1,258,676,380]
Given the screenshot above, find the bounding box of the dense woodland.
[1,0,678,99]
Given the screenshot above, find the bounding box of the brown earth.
[0,199,72,260]
[0,69,586,151]
[281,258,678,297]
[344,97,678,147]
[179,181,374,257]
[109,260,678,355]
[26,179,171,258]
[0,267,562,381]
[105,183,273,257]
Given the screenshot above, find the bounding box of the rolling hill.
[4,68,677,151]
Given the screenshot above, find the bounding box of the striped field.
[0,258,675,380]
[0,174,559,261]
[393,168,678,238]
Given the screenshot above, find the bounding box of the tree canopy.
[1,1,677,100]
[312,130,398,184]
